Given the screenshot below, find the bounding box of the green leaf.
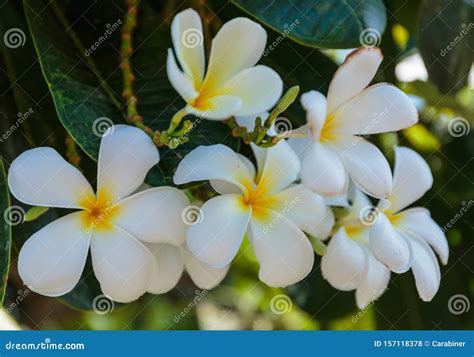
[24,206,49,222]
[0,159,12,306]
[24,0,238,186]
[230,0,387,48]
[418,0,474,94]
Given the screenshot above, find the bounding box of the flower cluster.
[8,9,448,307]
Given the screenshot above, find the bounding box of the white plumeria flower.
[167,9,283,120]
[8,125,189,303]
[321,188,391,309]
[173,142,334,287]
[146,243,229,293]
[289,47,418,199]
[369,146,448,301]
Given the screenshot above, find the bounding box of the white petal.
[8,147,94,209]
[186,95,242,120]
[272,184,334,239]
[254,140,300,195]
[335,136,392,199]
[183,246,228,289]
[187,194,251,268]
[408,235,441,302]
[145,243,184,294]
[218,66,283,117]
[321,228,368,291]
[369,213,411,273]
[301,142,348,197]
[346,187,372,221]
[235,112,268,132]
[18,212,90,296]
[167,49,199,103]
[301,90,327,138]
[97,125,160,202]
[333,84,418,136]
[395,208,448,265]
[389,146,433,213]
[327,47,383,113]
[112,187,189,245]
[249,210,314,287]
[91,225,156,303]
[202,17,266,93]
[174,144,254,195]
[287,125,313,163]
[171,8,205,86]
[355,250,391,309]
[210,154,256,195]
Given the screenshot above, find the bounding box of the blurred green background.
[0,0,472,330]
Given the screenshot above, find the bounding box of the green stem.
[167,108,187,135]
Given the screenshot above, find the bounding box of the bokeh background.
[0,0,472,330]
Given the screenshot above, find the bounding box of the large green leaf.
[0,159,11,306]
[24,0,238,186]
[418,0,473,94]
[230,0,387,49]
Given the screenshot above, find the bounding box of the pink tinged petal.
[321,228,368,291]
[173,144,254,194]
[202,17,267,93]
[145,243,184,294]
[249,210,314,287]
[395,208,449,265]
[170,8,205,86]
[91,225,157,303]
[210,154,256,195]
[254,140,300,194]
[333,84,418,136]
[389,146,433,214]
[112,187,189,245]
[18,212,90,296]
[355,251,391,309]
[166,49,199,103]
[300,142,348,197]
[183,246,229,290]
[97,125,160,202]
[301,90,327,138]
[186,194,251,268]
[408,235,441,302]
[335,136,392,199]
[272,184,334,239]
[186,95,242,120]
[8,147,94,209]
[369,213,411,273]
[327,47,383,113]
[218,66,283,117]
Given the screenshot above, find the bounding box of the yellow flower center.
[319,114,337,142]
[239,180,277,222]
[78,189,121,233]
